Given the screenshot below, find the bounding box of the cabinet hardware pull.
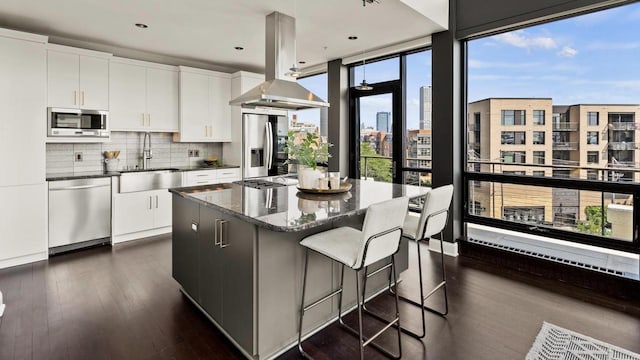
[219,220,228,248]
[149,196,153,209]
[155,195,159,208]
[73,91,77,105]
[148,113,151,127]
[81,91,85,106]
[191,222,198,232]
[214,219,221,246]
[142,113,145,126]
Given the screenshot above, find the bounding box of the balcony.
[552,142,579,150]
[608,123,640,131]
[552,122,578,131]
[608,142,638,151]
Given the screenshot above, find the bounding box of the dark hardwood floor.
[0,235,638,360]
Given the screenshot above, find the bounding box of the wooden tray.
[296,182,352,194]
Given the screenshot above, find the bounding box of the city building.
[419,86,432,130]
[467,98,640,232]
[376,111,391,133]
[407,129,432,169]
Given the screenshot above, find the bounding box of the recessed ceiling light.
[298,61,306,64]
[135,23,148,29]
[234,46,244,50]
[348,36,358,40]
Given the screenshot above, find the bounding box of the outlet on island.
[75,152,83,162]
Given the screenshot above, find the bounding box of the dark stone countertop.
[170,179,429,232]
[46,165,240,181]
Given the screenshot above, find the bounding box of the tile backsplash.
[46,132,223,174]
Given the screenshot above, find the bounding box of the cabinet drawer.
[216,168,240,181]
[185,170,217,186]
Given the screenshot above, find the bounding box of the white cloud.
[557,46,578,57]
[493,30,557,50]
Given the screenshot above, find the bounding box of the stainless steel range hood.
[229,11,329,110]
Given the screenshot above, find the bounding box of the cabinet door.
[172,195,200,300]
[109,62,147,131]
[153,190,173,228]
[209,75,232,141]
[79,55,109,110]
[180,71,210,141]
[0,184,47,262]
[146,68,179,132]
[198,206,223,322]
[220,213,254,353]
[0,36,46,186]
[113,191,155,235]
[47,50,79,108]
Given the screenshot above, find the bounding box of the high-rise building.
[376,112,391,133]
[420,86,432,130]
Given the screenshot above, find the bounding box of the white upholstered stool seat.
[401,213,420,240]
[300,227,362,268]
[297,196,410,360]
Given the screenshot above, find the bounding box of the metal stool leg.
[339,258,402,359]
[298,249,312,359]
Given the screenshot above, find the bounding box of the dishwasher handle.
[49,184,111,191]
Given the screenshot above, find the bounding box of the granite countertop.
[170,179,429,232]
[46,165,240,181]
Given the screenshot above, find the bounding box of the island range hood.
[229,11,329,110]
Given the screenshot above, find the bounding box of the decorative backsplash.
[46,132,223,174]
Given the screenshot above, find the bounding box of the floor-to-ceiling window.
[348,49,432,186]
[464,2,640,279]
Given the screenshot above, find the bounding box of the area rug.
[527,322,640,360]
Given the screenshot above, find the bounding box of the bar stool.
[297,196,410,360]
[393,184,454,338]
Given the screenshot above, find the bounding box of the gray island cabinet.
[171,180,428,360]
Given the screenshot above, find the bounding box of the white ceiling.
[0,0,447,73]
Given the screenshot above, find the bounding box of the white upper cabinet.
[47,45,110,110]
[0,31,47,187]
[109,57,179,132]
[177,66,231,142]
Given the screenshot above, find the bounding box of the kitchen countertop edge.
[46,165,240,181]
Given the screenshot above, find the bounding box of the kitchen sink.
[119,169,182,193]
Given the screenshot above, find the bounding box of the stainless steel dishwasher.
[48,177,112,254]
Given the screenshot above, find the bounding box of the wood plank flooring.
[0,235,638,360]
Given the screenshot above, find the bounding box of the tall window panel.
[465,1,640,277]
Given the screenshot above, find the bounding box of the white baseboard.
[428,239,459,257]
[112,226,172,244]
[0,252,48,270]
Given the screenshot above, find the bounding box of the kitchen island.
[170,179,428,360]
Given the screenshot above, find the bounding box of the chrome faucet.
[142,132,152,170]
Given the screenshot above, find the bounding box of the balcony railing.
[552,142,579,150]
[552,159,579,166]
[608,142,639,151]
[608,123,640,131]
[552,122,578,131]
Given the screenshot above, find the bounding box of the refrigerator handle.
[264,122,271,170]
[266,122,274,170]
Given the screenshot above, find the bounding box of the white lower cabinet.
[0,184,48,268]
[113,189,172,238]
[183,168,240,186]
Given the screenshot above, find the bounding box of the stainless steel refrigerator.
[243,113,289,178]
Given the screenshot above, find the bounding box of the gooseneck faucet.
[142,132,152,170]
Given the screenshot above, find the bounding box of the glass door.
[350,82,403,183]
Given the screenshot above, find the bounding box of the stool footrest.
[366,262,393,279]
[423,281,446,301]
[339,315,401,359]
[303,288,343,312]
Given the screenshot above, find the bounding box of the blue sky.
[293,2,640,130]
[469,2,640,104]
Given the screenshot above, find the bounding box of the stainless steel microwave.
[47,108,109,138]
